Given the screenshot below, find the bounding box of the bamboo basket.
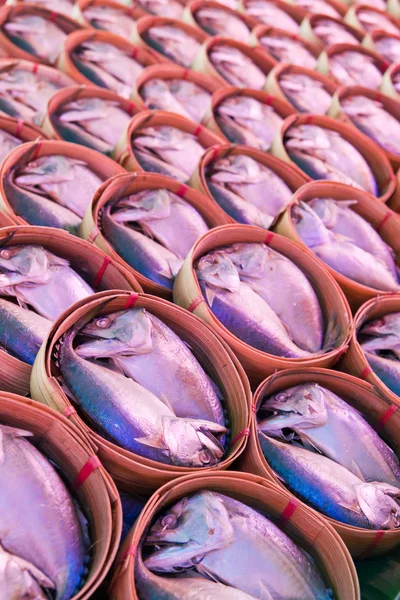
[389,170,400,212]
[300,14,363,53]
[30,290,252,494]
[191,35,277,88]
[238,0,304,28]
[0,391,122,599]
[131,15,209,66]
[0,138,126,227]
[271,113,395,202]
[110,471,360,600]
[0,4,81,65]
[173,223,352,385]
[340,294,400,406]
[0,224,141,395]
[328,85,400,170]
[79,171,231,298]
[282,0,347,19]
[381,61,400,100]
[202,86,296,144]
[275,180,400,311]
[73,0,146,30]
[249,23,321,66]
[41,84,143,155]
[363,29,400,64]
[239,367,400,557]
[113,109,225,178]
[56,29,159,91]
[182,0,256,40]
[344,4,400,35]
[317,43,390,87]
[265,63,338,111]
[189,143,309,226]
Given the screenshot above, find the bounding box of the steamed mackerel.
[141,78,211,123]
[278,73,332,114]
[145,25,201,67]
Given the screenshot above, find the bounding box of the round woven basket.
[30,290,252,494]
[239,367,400,557]
[109,470,360,600]
[300,13,363,53]
[249,23,321,65]
[183,0,256,40]
[344,4,400,35]
[0,391,122,599]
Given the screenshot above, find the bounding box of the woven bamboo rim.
[131,15,209,65]
[73,0,146,29]
[238,0,305,27]
[363,29,400,64]
[340,294,400,406]
[275,180,400,311]
[191,35,277,87]
[109,470,359,600]
[282,0,347,19]
[0,4,81,65]
[344,3,400,35]
[300,13,363,53]
[240,367,400,557]
[41,84,144,154]
[265,63,338,110]
[173,223,352,385]
[328,85,400,170]
[0,224,141,396]
[202,85,296,142]
[249,22,320,63]
[56,29,159,89]
[113,108,225,175]
[389,171,400,212]
[0,391,122,598]
[381,61,400,101]
[182,0,256,39]
[31,290,252,493]
[271,113,395,202]
[317,42,390,86]
[79,171,231,298]
[0,138,125,225]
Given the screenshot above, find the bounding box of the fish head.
[291,202,331,247]
[15,155,73,186]
[0,245,52,287]
[308,198,339,229]
[196,251,240,292]
[225,243,268,278]
[76,308,153,358]
[111,189,171,223]
[144,491,234,572]
[0,543,55,600]
[258,383,328,437]
[355,482,400,529]
[163,416,226,468]
[361,313,400,338]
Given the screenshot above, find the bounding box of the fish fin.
[351,460,366,482]
[340,200,358,209]
[195,563,221,583]
[204,285,216,307]
[0,425,32,465]
[336,499,362,514]
[159,393,176,414]
[135,433,168,451]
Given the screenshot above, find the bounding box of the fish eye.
[199,450,212,464]
[0,249,10,259]
[96,317,110,329]
[276,393,288,402]
[161,515,177,529]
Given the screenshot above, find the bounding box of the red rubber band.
[131,47,138,59]
[15,119,23,137]
[49,11,57,22]
[31,141,42,160]
[263,94,273,106]
[71,456,101,492]
[381,60,390,72]
[127,101,137,115]
[187,296,205,312]
[265,231,274,244]
[209,144,221,162]
[334,345,347,359]
[93,255,112,288]
[251,404,257,412]
[231,427,250,446]
[63,405,76,418]
[181,69,189,80]
[123,292,139,309]
[361,530,385,558]
[176,184,188,198]
[359,366,373,379]
[375,92,382,102]
[376,211,392,233]
[375,404,398,431]
[305,115,313,125]
[278,498,300,528]
[194,124,203,136]
[118,544,137,565]
[32,62,39,74]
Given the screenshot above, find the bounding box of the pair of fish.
[0,424,86,599]
[357,7,399,34]
[144,25,201,68]
[196,242,325,357]
[195,7,250,43]
[293,199,399,290]
[258,382,400,529]
[101,187,208,288]
[140,490,332,599]
[374,34,400,64]
[244,0,300,33]
[58,307,226,466]
[6,153,104,232]
[0,244,94,363]
[206,153,292,228]
[359,312,400,397]
[141,78,211,123]
[215,95,283,150]
[329,50,383,89]
[312,17,360,46]
[259,32,317,69]
[83,4,137,38]
[294,0,340,16]
[209,44,266,89]
[73,41,144,99]
[138,0,184,18]
[341,95,400,157]
[54,96,131,155]
[0,64,73,125]
[4,13,68,65]
[132,124,205,182]
[19,0,74,16]
[285,123,378,194]
[279,72,333,114]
